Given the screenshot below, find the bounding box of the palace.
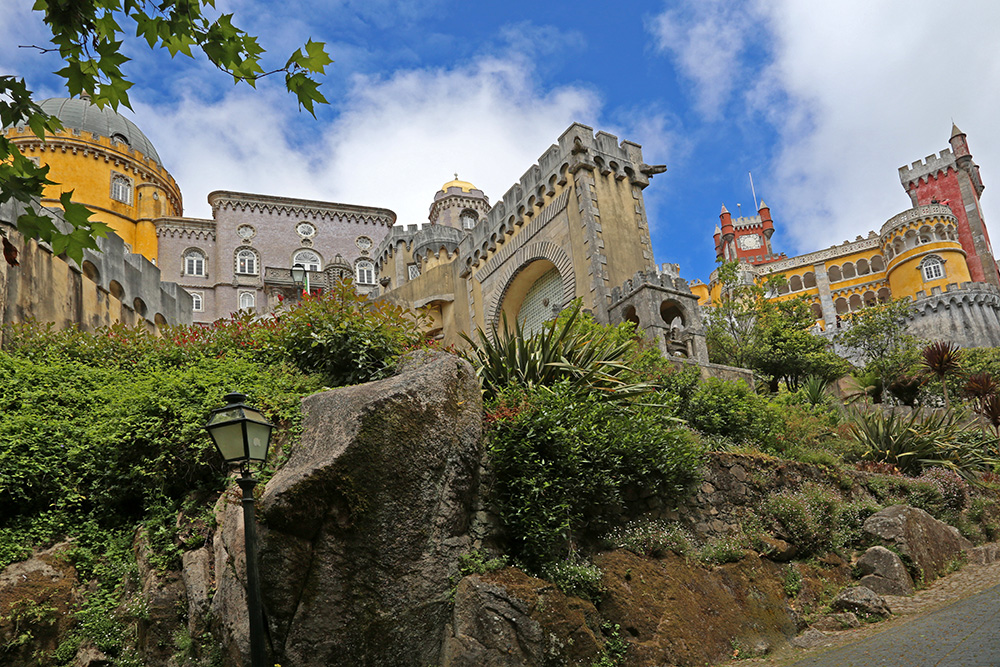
[4,96,998,357]
[690,125,1000,349]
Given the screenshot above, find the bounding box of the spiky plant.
[461,303,655,401]
[981,393,1000,438]
[921,341,963,410]
[800,374,830,407]
[964,372,998,432]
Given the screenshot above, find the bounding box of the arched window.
[111,174,132,204]
[236,249,258,275]
[190,292,204,312]
[356,259,375,285]
[460,209,478,230]
[184,249,206,276]
[921,256,945,281]
[293,249,322,272]
[239,291,255,311]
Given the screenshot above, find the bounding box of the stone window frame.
[238,291,256,311]
[293,249,322,272]
[183,248,207,277]
[110,172,133,205]
[235,248,259,276]
[920,255,945,282]
[355,258,375,285]
[460,209,479,230]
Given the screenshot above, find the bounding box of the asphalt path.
[784,584,1000,666]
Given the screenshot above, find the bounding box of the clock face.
[738,234,762,250]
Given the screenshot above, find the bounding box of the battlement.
[899,148,957,186]
[733,215,763,230]
[880,203,957,238]
[0,198,192,327]
[460,123,660,272]
[610,267,693,304]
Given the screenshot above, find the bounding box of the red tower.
[899,125,999,287]
[715,201,785,266]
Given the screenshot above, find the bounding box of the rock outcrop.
[0,543,80,667]
[251,351,483,666]
[831,586,892,618]
[442,569,604,666]
[855,545,915,596]
[862,505,972,583]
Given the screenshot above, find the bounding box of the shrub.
[762,484,858,556]
[697,534,747,565]
[487,382,703,572]
[605,519,694,558]
[682,377,785,448]
[540,556,605,603]
[463,303,657,402]
[917,467,970,512]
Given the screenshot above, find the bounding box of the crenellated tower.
[899,125,999,288]
[715,201,784,265]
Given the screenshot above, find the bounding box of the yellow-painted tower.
[3,97,182,263]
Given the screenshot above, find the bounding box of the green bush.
[487,382,703,572]
[605,519,694,558]
[682,377,786,448]
[462,302,655,402]
[762,483,869,556]
[540,556,605,603]
[697,534,747,565]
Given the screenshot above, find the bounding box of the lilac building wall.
[156,191,396,323]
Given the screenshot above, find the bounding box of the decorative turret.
[428,174,490,231]
[759,200,774,240]
[950,123,971,163]
[713,224,722,260]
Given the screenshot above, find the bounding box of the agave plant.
[921,341,963,410]
[461,303,655,401]
[849,407,997,478]
[800,374,830,406]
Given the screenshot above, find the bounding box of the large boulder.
[255,351,482,666]
[862,505,971,584]
[441,569,604,666]
[855,546,914,596]
[830,586,891,618]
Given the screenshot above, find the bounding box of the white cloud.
[754,0,1000,253]
[139,55,599,224]
[648,0,760,118]
[650,0,1000,258]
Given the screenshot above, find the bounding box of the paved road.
[786,584,1000,666]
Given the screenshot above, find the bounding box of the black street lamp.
[290,263,309,295]
[205,392,274,667]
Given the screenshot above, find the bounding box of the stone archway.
[487,241,575,330]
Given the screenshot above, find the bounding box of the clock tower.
[714,201,785,265]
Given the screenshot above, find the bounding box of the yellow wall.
[7,128,182,263]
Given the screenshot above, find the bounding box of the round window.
[356,236,373,251]
[297,222,316,237]
[237,225,255,240]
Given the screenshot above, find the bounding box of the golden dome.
[440,174,478,193]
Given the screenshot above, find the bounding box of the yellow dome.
[440,174,478,193]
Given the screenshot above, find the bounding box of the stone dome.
[27,97,162,164]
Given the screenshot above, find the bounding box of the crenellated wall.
[0,199,192,335]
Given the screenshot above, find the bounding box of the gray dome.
[28,98,161,164]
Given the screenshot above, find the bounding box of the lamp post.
[291,263,309,296]
[205,392,274,667]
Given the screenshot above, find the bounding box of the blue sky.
[4,0,1000,283]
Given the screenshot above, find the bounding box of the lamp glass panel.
[245,421,272,461]
[208,422,248,462]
